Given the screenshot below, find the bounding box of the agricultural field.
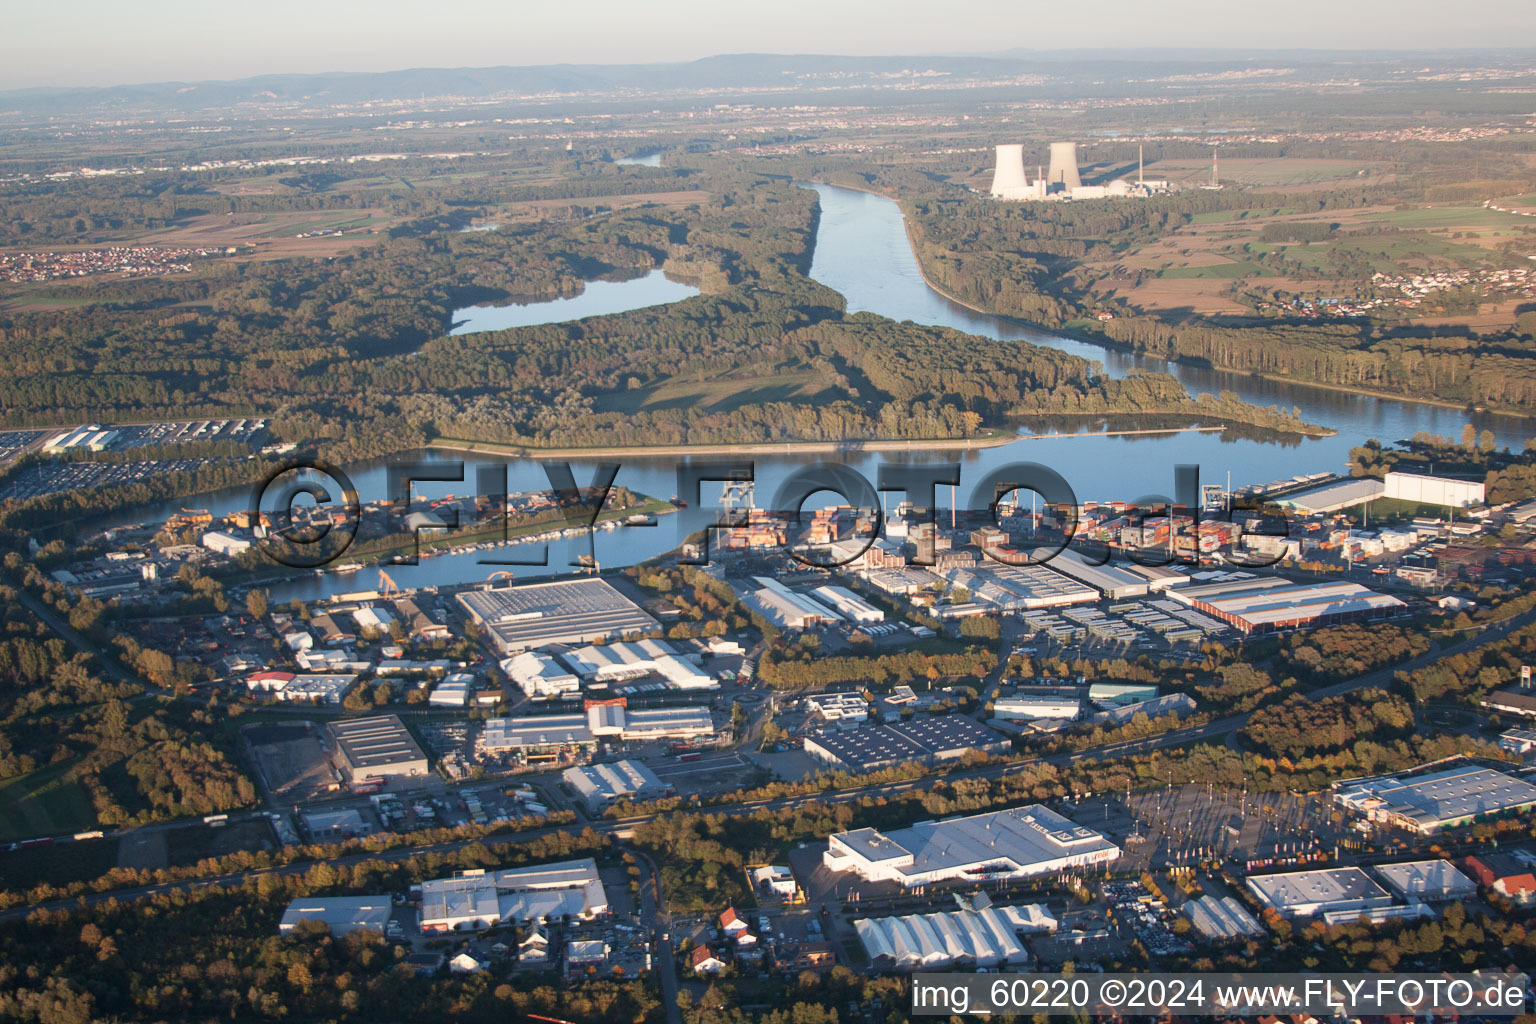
[1144,157,1393,189]
[0,761,98,842]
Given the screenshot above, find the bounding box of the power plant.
[988,141,1172,203]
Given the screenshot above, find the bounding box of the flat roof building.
[1373,859,1477,902]
[457,578,658,655]
[1171,578,1405,634]
[746,577,842,629]
[562,638,716,690]
[329,715,429,781]
[1246,867,1393,919]
[806,716,1009,773]
[1334,763,1536,833]
[811,585,885,623]
[1274,477,1385,514]
[420,858,608,932]
[1044,548,1150,600]
[889,715,1011,762]
[825,804,1119,887]
[502,650,581,699]
[280,895,391,936]
[1184,895,1264,941]
[562,759,669,813]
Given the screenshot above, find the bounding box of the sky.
[4,0,1534,91]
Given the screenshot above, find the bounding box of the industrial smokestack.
[1048,142,1082,191]
[990,144,1028,198]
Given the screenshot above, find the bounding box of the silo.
[1047,142,1082,191]
[989,144,1029,198]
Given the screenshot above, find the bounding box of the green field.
[593,366,839,415]
[1159,261,1265,279]
[1362,206,1531,230]
[0,761,98,842]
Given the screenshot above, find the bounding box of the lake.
[449,268,700,335]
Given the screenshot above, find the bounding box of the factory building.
[501,650,581,699]
[938,563,1098,612]
[825,804,1119,887]
[201,531,252,556]
[271,673,359,704]
[810,585,885,623]
[419,858,608,932]
[1246,867,1394,919]
[1044,548,1150,600]
[1183,895,1264,941]
[1384,471,1485,509]
[1373,860,1477,902]
[329,715,430,781]
[1171,577,1404,634]
[993,694,1082,721]
[805,716,1009,773]
[561,638,716,690]
[1333,763,1536,833]
[1273,478,1385,514]
[805,692,870,722]
[481,703,714,755]
[562,759,671,813]
[744,577,842,629]
[853,899,1051,970]
[457,578,658,654]
[279,895,392,936]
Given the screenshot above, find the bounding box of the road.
[632,850,682,1024]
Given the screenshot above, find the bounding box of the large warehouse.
[562,759,670,813]
[1383,471,1485,509]
[1373,859,1477,902]
[329,715,429,782]
[1183,895,1264,941]
[457,578,658,654]
[824,804,1119,887]
[1043,548,1150,600]
[804,716,1010,773]
[279,895,392,936]
[481,704,714,755]
[1333,762,1536,833]
[419,858,608,932]
[1246,867,1394,919]
[1171,577,1404,634]
[853,901,1052,969]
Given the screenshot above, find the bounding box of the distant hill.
[5,49,1531,120]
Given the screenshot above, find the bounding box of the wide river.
[112,184,1534,601]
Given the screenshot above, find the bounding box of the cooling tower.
[990,144,1028,198]
[1047,142,1082,191]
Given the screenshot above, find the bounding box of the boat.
[670,495,688,508]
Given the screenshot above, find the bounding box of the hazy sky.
[4,0,1534,91]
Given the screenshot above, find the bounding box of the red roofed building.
[718,907,749,936]
[1462,852,1536,901]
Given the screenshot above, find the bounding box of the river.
[103,184,1533,601]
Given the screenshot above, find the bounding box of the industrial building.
[561,759,670,813]
[805,728,927,773]
[1171,577,1404,634]
[805,692,870,721]
[419,858,608,932]
[1183,895,1264,941]
[201,530,252,556]
[744,577,842,629]
[271,673,359,704]
[1044,548,1150,600]
[1246,867,1394,919]
[1273,477,1385,514]
[1333,763,1536,833]
[562,638,716,690]
[501,650,581,699]
[810,585,885,623]
[329,715,430,781]
[825,804,1119,887]
[279,895,392,936]
[1384,471,1485,509]
[993,693,1081,721]
[805,716,1009,773]
[457,578,658,654]
[938,562,1098,612]
[1373,860,1478,902]
[853,899,1052,969]
[481,703,714,755]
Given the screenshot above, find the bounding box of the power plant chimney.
[989,144,1029,198]
[1048,142,1082,191]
